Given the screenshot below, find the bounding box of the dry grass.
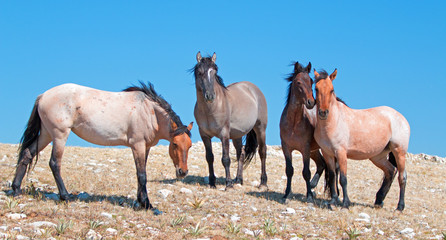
[0,143,445,239]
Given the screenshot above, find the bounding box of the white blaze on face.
[207,68,213,83]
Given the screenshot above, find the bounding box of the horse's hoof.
[306,195,315,203]
[234,177,243,185]
[209,185,217,189]
[258,184,268,191]
[396,204,405,211]
[374,202,384,209]
[151,208,163,215]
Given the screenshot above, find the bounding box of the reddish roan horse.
[314,69,410,211]
[280,62,328,202]
[12,82,193,214]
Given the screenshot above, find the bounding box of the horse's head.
[193,51,223,103]
[169,121,193,179]
[288,62,315,109]
[314,69,338,120]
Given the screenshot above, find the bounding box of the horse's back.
[227,81,267,134]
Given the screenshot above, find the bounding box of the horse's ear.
[196,51,202,63]
[187,122,194,131]
[330,68,338,81]
[306,62,312,73]
[313,69,320,79]
[212,52,217,63]
[294,62,300,72]
[170,120,178,131]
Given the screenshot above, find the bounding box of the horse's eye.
[173,143,178,148]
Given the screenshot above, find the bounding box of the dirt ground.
[0,142,445,239]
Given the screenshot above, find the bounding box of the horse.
[12,82,193,213]
[192,52,268,188]
[313,69,410,211]
[280,61,329,202]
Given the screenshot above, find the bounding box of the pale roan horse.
[280,62,329,202]
[12,82,193,214]
[314,69,410,211]
[193,52,268,188]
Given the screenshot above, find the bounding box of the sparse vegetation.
[188,196,206,209]
[0,143,445,239]
[54,219,73,235]
[225,221,241,234]
[187,222,207,236]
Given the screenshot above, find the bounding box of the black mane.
[191,56,226,89]
[123,81,191,137]
[285,62,312,106]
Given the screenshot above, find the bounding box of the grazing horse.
[313,69,410,211]
[12,82,193,213]
[193,52,268,188]
[280,61,328,202]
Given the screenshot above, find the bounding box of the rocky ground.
[0,143,445,239]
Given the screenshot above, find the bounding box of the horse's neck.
[285,93,305,124]
[153,104,173,142]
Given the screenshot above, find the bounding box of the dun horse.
[12,82,193,213]
[280,62,328,202]
[193,52,268,188]
[314,69,410,211]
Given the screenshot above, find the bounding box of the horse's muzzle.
[318,109,329,120]
[305,99,316,109]
[204,92,215,103]
[176,168,188,179]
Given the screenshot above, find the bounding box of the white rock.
[290,237,303,240]
[400,227,414,235]
[16,235,29,240]
[180,187,193,194]
[157,189,172,199]
[358,212,370,219]
[251,206,258,212]
[106,228,118,235]
[6,213,26,220]
[0,226,7,231]
[13,227,22,232]
[101,212,113,219]
[86,229,102,240]
[251,180,260,187]
[231,214,241,222]
[282,208,296,214]
[377,230,384,235]
[355,218,370,223]
[243,228,255,236]
[29,221,56,228]
[281,176,287,180]
[0,233,8,238]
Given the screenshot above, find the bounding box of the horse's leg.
[370,152,396,208]
[336,151,350,208]
[221,136,233,188]
[48,131,71,200]
[323,151,340,206]
[309,150,326,189]
[12,127,52,195]
[255,128,267,188]
[233,138,244,184]
[200,134,216,188]
[282,143,293,199]
[131,143,152,209]
[302,148,314,202]
[392,147,407,211]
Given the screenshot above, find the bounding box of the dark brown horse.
[280,62,329,202]
[12,82,193,214]
[193,52,268,188]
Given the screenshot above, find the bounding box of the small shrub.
[171,215,186,227]
[442,232,446,240]
[263,219,277,236]
[5,197,19,210]
[225,221,241,234]
[54,219,73,235]
[188,222,207,236]
[88,220,103,229]
[188,196,206,209]
[344,226,361,240]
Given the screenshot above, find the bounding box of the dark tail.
[388,152,397,167]
[17,96,42,169]
[243,129,258,168]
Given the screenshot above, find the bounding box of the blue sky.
[1,1,445,157]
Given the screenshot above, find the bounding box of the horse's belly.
[72,125,128,146]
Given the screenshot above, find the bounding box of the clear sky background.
[1,1,445,157]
